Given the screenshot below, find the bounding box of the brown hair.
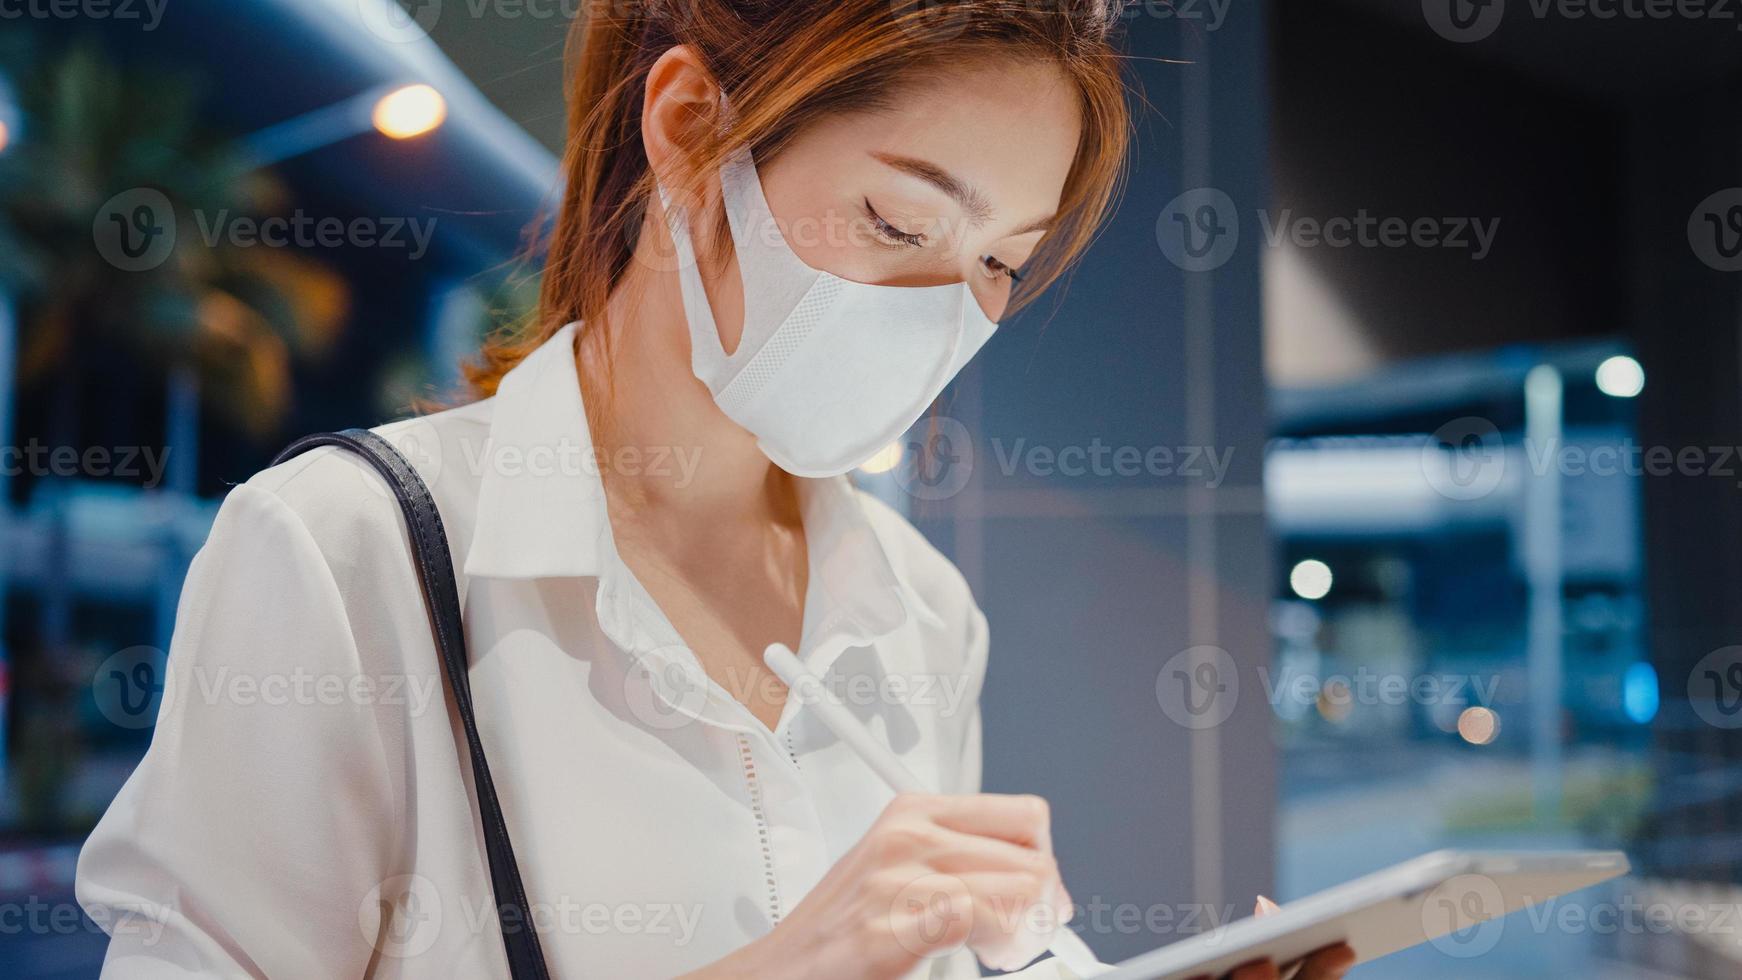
[464,0,1132,397]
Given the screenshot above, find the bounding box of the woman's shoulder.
[229,399,496,563]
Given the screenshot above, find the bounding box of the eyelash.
[863,199,1025,283]
[981,255,1025,284]
[863,199,927,247]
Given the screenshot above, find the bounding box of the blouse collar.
[461,321,943,643]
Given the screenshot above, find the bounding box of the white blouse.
[75,322,1071,978]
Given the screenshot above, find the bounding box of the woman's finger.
[950,870,1071,935]
[925,825,1062,880]
[923,793,1053,851]
[1293,943,1357,980]
[928,830,1071,914]
[1227,959,1281,980]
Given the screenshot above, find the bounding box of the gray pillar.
[917,6,1276,962]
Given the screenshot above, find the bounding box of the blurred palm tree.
[0,35,348,454]
[0,35,350,833]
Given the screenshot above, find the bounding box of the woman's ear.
[642,45,722,205]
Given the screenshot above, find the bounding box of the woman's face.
[704,58,1083,351]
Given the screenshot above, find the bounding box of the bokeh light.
[372,84,447,140]
[1457,706,1500,745]
[858,441,904,475]
[1595,355,1644,398]
[1289,559,1334,600]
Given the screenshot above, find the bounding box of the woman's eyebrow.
[871,151,994,226]
[870,151,1056,237]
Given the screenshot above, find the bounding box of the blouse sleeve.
[76,481,408,978]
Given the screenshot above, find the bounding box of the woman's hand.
[1196,897,1355,980]
[687,792,1070,980]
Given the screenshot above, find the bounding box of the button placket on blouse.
[594,531,912,924]
[597,573,817,926]
[754,698,828,920]
[733,611,892,923]
[760,615,902,904]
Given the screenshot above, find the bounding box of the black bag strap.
[273,428,551,980]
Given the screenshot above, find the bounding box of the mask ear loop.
[651,89,733,230]
[715,90,737,133]
[652,91,758,384]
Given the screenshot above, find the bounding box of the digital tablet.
[1092,849,1630,980]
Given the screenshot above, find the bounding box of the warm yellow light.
[1457,706,1500,745]
[372,85,447,140]
[0,119,11,155]
[1315,680,1352,724]
[859,442,904,475]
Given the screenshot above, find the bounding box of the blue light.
[1623,662,1659,725]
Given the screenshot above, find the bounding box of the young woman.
[77,2,1355,978]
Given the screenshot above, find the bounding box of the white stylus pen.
[764,643,1106,979]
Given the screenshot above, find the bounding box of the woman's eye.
[980,255,1025,283]
[863,200,927,248]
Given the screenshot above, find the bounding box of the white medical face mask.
[658,147,999,478]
